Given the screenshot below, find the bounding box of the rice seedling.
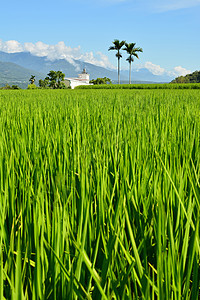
[0,89,199,299]
[75,82,200,89]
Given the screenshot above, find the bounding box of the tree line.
[89,77,112,85]
[108,39,143,84]
[28,71,66,89]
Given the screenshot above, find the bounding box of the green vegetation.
[89,77,112,85]
[27,83,38,89]
[76,82,200,89]
[0,89,199,299]
[171,70,200,83]
[0,84,21,90]
[29,75,36,85]
[39,70,66,89]
[39,77,50,89]
[0,61,45,89]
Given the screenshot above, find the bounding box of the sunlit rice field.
[0,89,199,299]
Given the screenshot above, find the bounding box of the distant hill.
[171,70,200,83]
[0,61,45,88]
[112,80,162,84]
[0,51,119,82]
[120,68,173,83]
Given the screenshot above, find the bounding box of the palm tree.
[29,75,35,85]
[123,43,143,84]
[108,39,125,84]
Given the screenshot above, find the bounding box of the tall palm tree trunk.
[123,42,143,85]
[108,40,125,85]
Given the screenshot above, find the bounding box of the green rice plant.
[0,89,199,299]
[75,82,200,89]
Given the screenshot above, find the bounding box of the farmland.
[0,89,200,299]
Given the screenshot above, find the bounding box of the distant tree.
[46,71,57,89]
[2,84,11,90]
[56,71,66,88]
[11,85,20,89]
[123,43,143,84]
[38,71,66,89]
[29,75,36,85]
[171,76,188,83]
[46,70,66,89]
[108,39,125,84]
[171,70,200,83]
[27,83,38,89]
[1,84,20,90]
[90,77,112,85]
[39,77,50,88]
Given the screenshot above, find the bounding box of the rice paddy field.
[0,89,200,299]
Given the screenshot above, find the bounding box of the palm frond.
[123,43,143,55]
[119,40,126,48]
[133,53,139,59]
[116,52,122,58]
[108,46,116,51]
[134,47,143,53]
[126,56,134,63]
[108,39,126,51]
[123,42,136,51]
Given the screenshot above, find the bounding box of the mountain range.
[0,51,174,88]
[0,61,45,88]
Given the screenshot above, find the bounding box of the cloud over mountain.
[0,40,115,71]
[135,61,191,78]
[170,66,191,77]
[0,39,192,80]
[0,40,23,53]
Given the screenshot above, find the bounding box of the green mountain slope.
[0,51,119,81]
[171,70,200,83]
[0,61,45,88]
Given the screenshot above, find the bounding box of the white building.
[64,69,93,89]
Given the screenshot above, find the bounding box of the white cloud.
[24,41,81,60]
[0,40,23,53]
[144,62,165,75]
[135,61,191,78]
[169,66,191,77]
[79,51,116,69]
[0,39,115,70]
[23,41,82,70]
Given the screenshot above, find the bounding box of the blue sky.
[0,0,200,78]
